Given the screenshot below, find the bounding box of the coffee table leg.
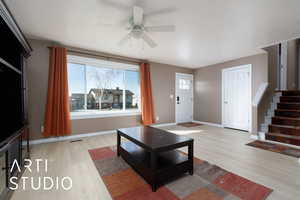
[188,142,194,175]
[117,132,120,156]
[151,152,157,192]
[152,184,156,192]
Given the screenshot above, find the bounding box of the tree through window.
[67,56,140,115]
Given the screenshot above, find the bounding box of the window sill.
[71,111,141,120]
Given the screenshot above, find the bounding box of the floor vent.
[70,139,83,143]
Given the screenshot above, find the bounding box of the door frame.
[279,42,288,90]
[221,64,252,132]
[298,43,300,89]
[175,73,194,124]
[276,44,281,90]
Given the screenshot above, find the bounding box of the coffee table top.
[117,126,193,151]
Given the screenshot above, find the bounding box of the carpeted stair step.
[269,124,300,136]
[281,90,300,96]
[277,103,300,110]
[280,96,300,103]
[272,116,300,126]
[266,133,300,146]
[275,109,300,118]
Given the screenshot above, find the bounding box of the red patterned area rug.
[88,146,272,200]
[247,140,300,158]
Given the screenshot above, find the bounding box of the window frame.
[67,55,141,119]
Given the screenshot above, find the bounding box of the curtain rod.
[48,46,147,65]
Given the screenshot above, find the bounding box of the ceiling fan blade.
[133,6,143,25]
[141,33,157,48]
[100,0,131,10]
[145,7,177,18]
[133,0,146,8]
[144,25,175,32]
[118,33,132,46]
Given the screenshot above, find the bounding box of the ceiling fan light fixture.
[118,5,175,48]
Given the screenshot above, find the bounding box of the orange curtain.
[43,47,71,137]
[140,63,155,125]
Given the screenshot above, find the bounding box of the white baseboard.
[29,122,177,145]
[250,134,259,140]
[29,130,116,145]
[192,120,223,128]
[150,122,177,127]
[258,132,266,140]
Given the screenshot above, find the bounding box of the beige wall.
[287,40,299,90]
[71,116,141,134]
[262,40,299,91]
[194,54,268,133]
[256,45,279,134]
[264,45,279,91]
[26,39,52,140]
[150,62,193,123]
[256,41,299,134]
[27,39,193,140]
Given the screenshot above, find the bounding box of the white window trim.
[71,110,141,120]
[68,55,139,71]
[68,55,141,119]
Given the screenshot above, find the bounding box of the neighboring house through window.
[67,55,140,119]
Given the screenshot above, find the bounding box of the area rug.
[247,140,300,158]
[178,122,203,128]
[88,146,272,200]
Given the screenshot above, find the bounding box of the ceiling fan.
[118,6,176,48]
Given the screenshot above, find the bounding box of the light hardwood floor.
[11,125,300,200]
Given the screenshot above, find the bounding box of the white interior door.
[222,65,251,131]
[176,73,193,123]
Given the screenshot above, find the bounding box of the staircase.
[266,91,300,146]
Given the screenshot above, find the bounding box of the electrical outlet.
[41,125,44,133]
[156,116,160,121]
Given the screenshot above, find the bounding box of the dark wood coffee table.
[117,126,194,192]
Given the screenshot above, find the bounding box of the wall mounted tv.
[0,60,23,144]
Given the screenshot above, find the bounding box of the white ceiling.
[5,0,300,68]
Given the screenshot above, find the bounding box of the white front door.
[176,73,193,123]
[222,65,251,131]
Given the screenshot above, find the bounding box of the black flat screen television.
[0,61,23,145]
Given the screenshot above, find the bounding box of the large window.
[67,55,140,118]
